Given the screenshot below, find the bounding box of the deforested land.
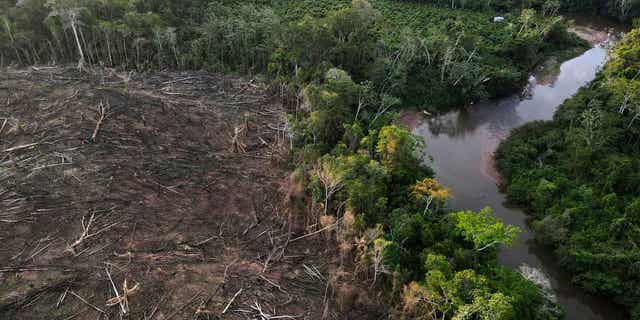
[1,0,639,319]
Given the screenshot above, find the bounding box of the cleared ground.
[0,67,378,319]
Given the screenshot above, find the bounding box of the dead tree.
[47,0,86,69]
[230,126,246,153]
[313,159,344,216]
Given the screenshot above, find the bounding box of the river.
[404,26,626,319]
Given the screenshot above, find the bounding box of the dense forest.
[496,28,640,318]
[1,0,590,109]
[1,0,637,319]
[287,65,562,318]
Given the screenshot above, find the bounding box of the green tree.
[451,208,520,252]
[454,292,515,320]
[375,124,430,190]
[411,178,451,214]
[335,154,389,225]
[301,68,361,146]
[195,1,280,73]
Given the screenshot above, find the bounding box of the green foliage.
[296,65,550,318]
[490,266,564,319]
[495,28,640,316]
[278,0,586,109]
[455,292,516,320]
[0,0,586,111]
[425,254,453,277]
[375,124,430,190]
[295,68,362,146]
[192,1,280,73]
[403,265,520,320]
[451,207,520,252]
[268,0,383,83]
[0,0,203,69]
[334,153,390,224]
[0,0,582,317]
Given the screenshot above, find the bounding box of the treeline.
[0,1,591,318]
[1,0,586,110]
[557,0,640,21]
[0,0,209,69]
[496,28,640,318]
[406,0,640,21]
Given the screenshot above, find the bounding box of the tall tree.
[46,0,86,69]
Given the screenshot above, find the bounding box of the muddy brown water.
[407,35,627,319]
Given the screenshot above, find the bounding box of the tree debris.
[0,66,377,319]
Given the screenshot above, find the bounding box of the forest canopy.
[0,0,588,110]
[1,0,636,318]
[496,27,640,318]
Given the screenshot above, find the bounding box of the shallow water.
[410,44,627,319]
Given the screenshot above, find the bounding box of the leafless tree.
[314,158,344,216]
[47,0,86,69]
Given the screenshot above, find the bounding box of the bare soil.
[0,66,380,320]
[568,25,611,44]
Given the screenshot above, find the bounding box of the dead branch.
[31,66,58,71]
[223,259,238,284]
[258,275,289,297]
[0,266,75,273]
[105,267,126,314]
[262,247,279,273]
[145,290,172,320]
[249,301,299,319]
[227,98,266,106]
[65,212,95,255]
[69,291,105,314]
[161,91,191,96]
[105,277,140,315]
[0,118,7,136]
[229,80,255,99]
[63,214,119,256]
[24,236,53,262]
[56,287,69,308]
[230,126,247,153]
[161,76,199,85]
[147,179,185,196]
[63,89,79,103]
[3,142,39,153]
[222,288,243,314]
[303,264,326,283]
[164,291,202,320]
[91,101,107,142]
[290,217,343,242]
[193,235,218,246]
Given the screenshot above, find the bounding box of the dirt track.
[0,66,368,319]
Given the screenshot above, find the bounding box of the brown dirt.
[568,25,610,44]
[398,110,424,132]
[0,66,380,319]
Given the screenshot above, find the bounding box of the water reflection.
[425,46,608,140]
[425,94,523,139]
[411,45,625,319]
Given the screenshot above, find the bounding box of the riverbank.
[495,27,640,318]
[405,26,628,319]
